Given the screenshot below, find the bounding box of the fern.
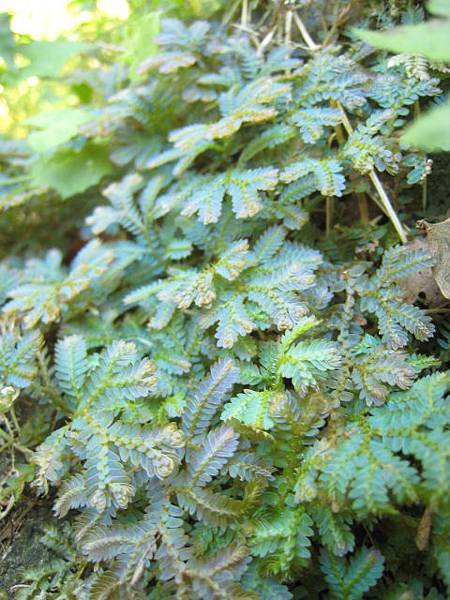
[320,547,384,600]
[182,358,238,441]
[290,106,342,144]
[2,241,118,329]
[0,328,43,391]
[1,3,448,599]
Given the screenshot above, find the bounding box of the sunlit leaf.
[401,101,450,152]
[30,143,112,198]
[354,20,450,62]
[27,108,93,152]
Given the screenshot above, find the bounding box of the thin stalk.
[367,191,388,214]
[414,100,428,212]
[257,28,275,55]
[10,406,20,433]
[334,123,346,146]
[222,0,241,25]
[0,426,12,444]
[241,0,248,28]
[293,13,321,51]
[322,3,353,46]
[368,170,407,243]
[0,425,32,457]
[357,193,369,224]
[285,9,293,45]
[293,12,407,242]
[422,172,428,212]
[326,197,334,236]
[337,102,407,243]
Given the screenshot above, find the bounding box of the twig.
[257,28,275,55]
[285,8,293,45]
[422,177,428,212]
[241,0,248,28]
[293,13,321,51]
[293,9,407,242]
[369,170,407,243]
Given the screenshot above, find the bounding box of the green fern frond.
[319,547,384,600]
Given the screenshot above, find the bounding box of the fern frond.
[188,424,239,487]
[178,486,246,527]
[252,508,313,574]
[182,358,239,441]
[279,339,341,394]
[181,167,278,223]
[221,389,275,430]
[54,335,89,404]
[290,107,341,144]
[319,547,384,600]
[281,158,345,197]
[3,241,115,329]
[0,329,43,389]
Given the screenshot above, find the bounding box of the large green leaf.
[18,40,92,78]
[30,143,112,198]
[0,13,15,68]
[428,0,450,16]
[354,19,450,62]
[27,108,93,153]
[401,101,450,151]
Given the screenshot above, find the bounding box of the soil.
[428,153,450,218]
[0,499,55,599]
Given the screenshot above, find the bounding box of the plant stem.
[293,13,321,51]
[285,8,293,45]
[334,122,346,146]
[337,102,407,243]
[326,197,334,235]
[293,10,407,242]
[368,169,407,243]
[422,175,428,212]
[357,193,369,224]
[241,0,248,28]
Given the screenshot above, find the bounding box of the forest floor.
[0,500,54,597]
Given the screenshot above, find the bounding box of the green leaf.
[0,13,15,68]
[30,143,113,199]
[18,40,92,78]
[55,335,89,403]
[354,20,450,62]
[221,389,274,430]
[401,101,450,152]
[27,108,93,153]
[320,547,384,600]
[279,340,341,394]
[188,424,239,487]
[428,0,450,16]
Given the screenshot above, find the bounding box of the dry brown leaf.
[399,239,443,307]
[417,218,450,299]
